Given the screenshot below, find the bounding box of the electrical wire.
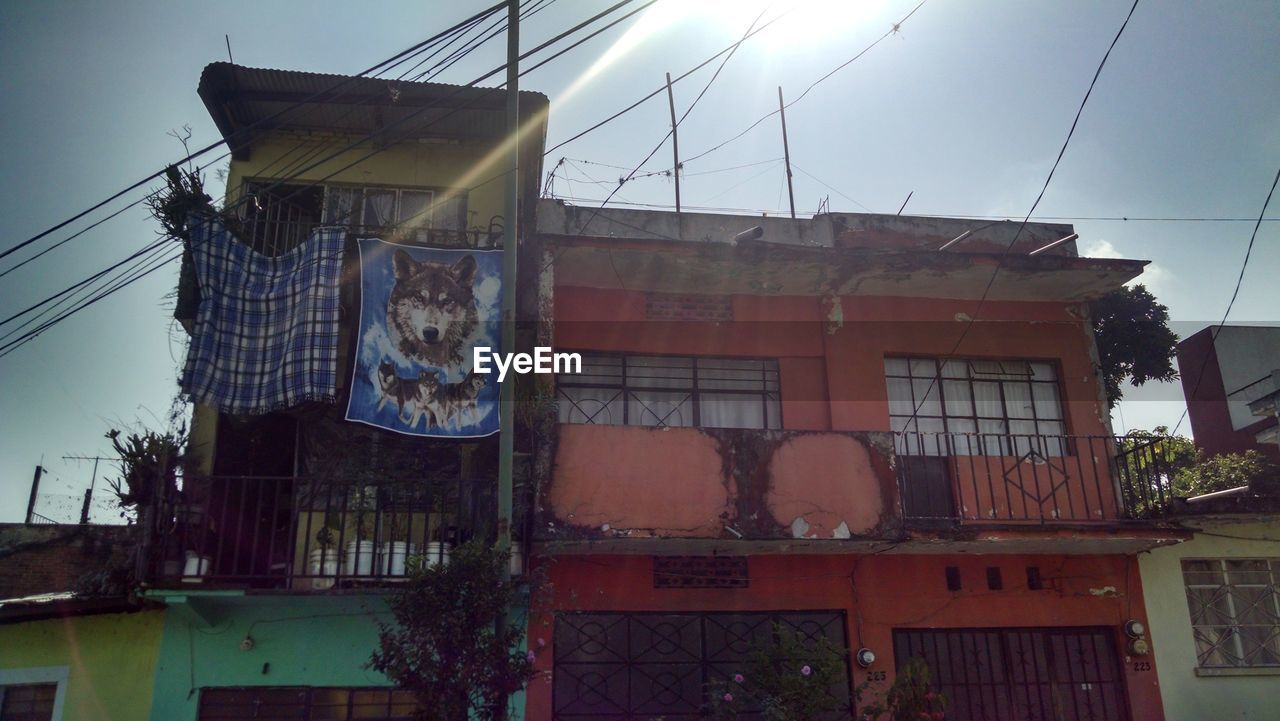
[1170,164,1280,436]
[0,1,510,265]
[899,0,1143,434]
[683,0,928,166]
[0,0,654,358]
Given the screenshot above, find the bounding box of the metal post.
[666,73,681,215]
[25,465,43,524]
[495,0,519,717]
[778,86,796,219]
[79,457,100,524]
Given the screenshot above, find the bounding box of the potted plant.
[422,523,452,568]
[344,486,379,577]
[309,512,341,589]
[380,509,418,577]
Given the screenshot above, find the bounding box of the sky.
[0,0,1276,523]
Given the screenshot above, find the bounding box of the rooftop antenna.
[896,191,913,215]
[778,86,796,219]
[225,34,234,65]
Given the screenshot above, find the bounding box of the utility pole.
[495,0,519,718]
[25,465,43,524]
[65,454,109,524]
[777,86,796,220]
[665,73,681,215]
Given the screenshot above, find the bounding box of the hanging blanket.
[180,216,345,414]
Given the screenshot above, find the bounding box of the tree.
[369,541,533,721]
[1117,426,1280,514]
[1090,284,1179,408]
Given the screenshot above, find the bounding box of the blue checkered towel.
[180,216,345,414]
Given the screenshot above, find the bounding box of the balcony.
[894,432,1174,524]
[146,475,503,589]
[538,425,1179,553]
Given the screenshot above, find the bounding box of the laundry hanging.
[180,215,345,414]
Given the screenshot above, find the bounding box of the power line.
[1171,164,1280,436]
[0,0,653,358]
[0,1,509,265]
[683,0,928,166]
[899,0,1143,434]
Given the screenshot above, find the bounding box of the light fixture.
[856,648,876,668]
[1128,638,1150,656]
[1123,619,1146,639]
[1027,233,1080,256]
[732,226,764,244]
[240,635,256,652]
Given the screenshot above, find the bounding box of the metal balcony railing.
[894,432,1175,524]
[146,475,500,589]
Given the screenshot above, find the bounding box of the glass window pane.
[1030,362,1056,380]
[398,190,433,226]
[884,357,909,377]
[887,378,914,416]
[363,189,396,226]
[942,380,974,416]
[1226,560,1272,586]
[558,387,623,425]
[626,356,693,389]
[324,187,360,224]
[911,379,942,416]
[940,360,969,378]
[973,382,1004,418]
[909,358,937,377]
[700,393,767,429]
[1032,383,1063,420]
[1003,382,1033,419]
[628,390,693,427]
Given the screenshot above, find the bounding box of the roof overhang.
[545,235,1147,302]
[198,62,549,160]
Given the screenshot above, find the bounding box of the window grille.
[198,687,419,720]
[1182,558,1280,668]
[885,357,1067,457]
[557,353,781,429]
[0,683,57,721]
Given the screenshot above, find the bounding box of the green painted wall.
[1138,519,1280,721]
[0,609,165,721]
[149,592,530,720]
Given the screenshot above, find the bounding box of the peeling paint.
[1089,586,1118,597]
[790,516,810,539]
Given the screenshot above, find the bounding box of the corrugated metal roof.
[198,62,548,158]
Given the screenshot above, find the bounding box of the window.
[554,611,851,720]
[557,353,781,429]
[323,185,466,233]
[1182,558,1280,669]
[198,687,419,720]
[0,668,66,721]
[885,357,1067,457]
[0,684,56,721]
[240,182,325,256]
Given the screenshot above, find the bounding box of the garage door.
[554,611,852,720]
[893,628,1129,721]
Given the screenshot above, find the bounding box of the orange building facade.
[524,202,1183,721]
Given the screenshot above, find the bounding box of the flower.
[536,638,546,648]
[925,691,937,701]
[723,692,734,702]
[733,673,745,684]
[931,712,945,721]
[800,665,812,676]
[526,651,537,664]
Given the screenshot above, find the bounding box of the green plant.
[1177,450,1278,497]
[708,624,853,721]
[104,424,188,515]
[866,658,948,721]
[1090,284,1179,408]
[369,541,534,721]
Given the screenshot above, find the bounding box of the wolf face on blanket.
[386,250,478,368]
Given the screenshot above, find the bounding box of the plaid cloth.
[180,216,345,414]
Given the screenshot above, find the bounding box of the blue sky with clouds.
[1,0,1276,521]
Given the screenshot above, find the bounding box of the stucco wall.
[0,609,165,721]
[1137,519,1280,721]
[526,553,1164,721]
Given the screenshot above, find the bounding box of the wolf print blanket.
[345,239,501,437]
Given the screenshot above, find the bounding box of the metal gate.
[893,627,1130,721]
[553,611,852,720]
